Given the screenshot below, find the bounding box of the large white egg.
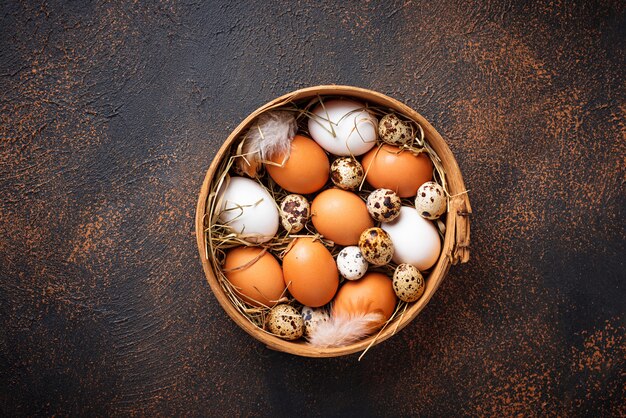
[381,206,441,270]
[308,99,378,156]
[217,177,279,243]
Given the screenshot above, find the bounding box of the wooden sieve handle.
[450,194,471,264]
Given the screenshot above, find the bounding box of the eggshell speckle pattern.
[280,194,310,233]
[330,157,364,190]
[358,228,394,266]
[266,304,304,340]
[379,114,413,146]
[392,264,425,302]
[301,306,330,338]
[366,188,401,222]
[415,181,447,220]
[336,246,368,280]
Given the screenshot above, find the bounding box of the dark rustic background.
[1,0,624,416]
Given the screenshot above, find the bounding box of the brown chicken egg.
[333,272,398,323]
[282,237,339,307]
[266,135,330,194]
[223,246,286,307]
[311,189,374,246]
[361,145,433,197]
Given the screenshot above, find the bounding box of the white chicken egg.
[381,206,441,270]
[217,176,279,243]
[308,99,378,156]
[336,246,368,280]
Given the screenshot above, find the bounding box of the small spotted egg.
[392,264,425,302]
[358,227,394,266]
[280,194,310,233]
[266,304,304,340]
[301,306,330,338]
[366,188,401,222]
[330,157,364,190]
[336,246,369,281]
[415,181,447,220]
[379,114,413,146]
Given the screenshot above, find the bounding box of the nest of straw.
[202,95,450,346]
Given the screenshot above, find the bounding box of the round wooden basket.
[195,85,471,358]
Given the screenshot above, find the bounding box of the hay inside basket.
[196,86,471,359]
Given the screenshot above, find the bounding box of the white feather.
[306,312,384,348]
[237,110,296,177]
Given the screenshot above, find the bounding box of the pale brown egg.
[332,272,398,323]
[311,189,374,246]
[223,246,286,307]
[361,145,433,197]
[282,237,339,307]
[266,135,329,194]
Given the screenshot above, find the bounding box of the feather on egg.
[307,272,397,347]
[236,110,297,177]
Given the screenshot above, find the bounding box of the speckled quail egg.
[330,157,364,190]
[358,227,394,266]
[366,188,401,222]
[336,246,369,280]
[392,263,425,302]
[415,181,447,220]
[301,306,330,338]
[266,304,304,340]
[378,114,413,146]
[280,194,310,233]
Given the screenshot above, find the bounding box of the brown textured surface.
[1,1,624,416]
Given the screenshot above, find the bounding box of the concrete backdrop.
[1,1,624,416]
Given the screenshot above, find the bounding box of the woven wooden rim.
[195,85,471,358]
